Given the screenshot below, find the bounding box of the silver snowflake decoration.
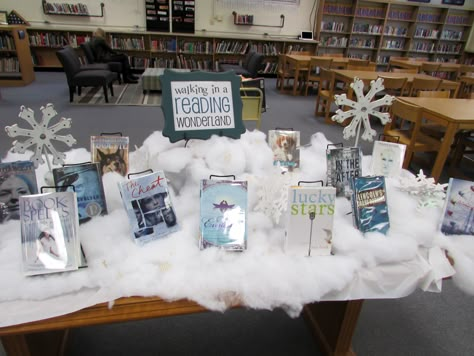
[331,77,394,147]
[398,170,448,210]
[254,173,292,224]
[5,104,76,169]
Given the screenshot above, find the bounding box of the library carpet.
[72,83,161,106]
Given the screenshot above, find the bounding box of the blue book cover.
[326,146,362,197]
[351,176,390,235]
[118,170,179,245]
[199,179,247,251]
[53,163,107,224]
[440,178,474,235]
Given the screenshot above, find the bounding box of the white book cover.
[370,140,406,177]
[268,130,300,172]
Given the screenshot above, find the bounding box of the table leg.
[2,329,68,356]
[293,67,300,96]
[432,123,458,182]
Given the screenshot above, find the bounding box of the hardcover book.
[286,184,336,256]
[91,135,129,176]
[326,146,362,197]
[53,163,107,224]
[118,170,179,245]
[199,179,247,251]
[20,191,81,276]
[370,140,406,177]
[268,130,300,172]
[0,160,38,223]
[351,176,390,234]
[440,178,474,235]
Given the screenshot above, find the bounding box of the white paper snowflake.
[331,77,394,147]
[398,170,448,210]
[5,104,76,169]
[254,173,292,224]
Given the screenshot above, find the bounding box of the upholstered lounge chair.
[80,42,123,84]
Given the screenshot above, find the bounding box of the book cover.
[199,179,247,251]
[20,191,81,276]
[286,185,336,256]
[326,146,362,197]
[440,178,474,235]
[118,170,179,245]
[53,163,107,224]
[351,176,390,235]
[0,160,38,223]
[268,130,300,172]
[370,140,406,177]
[91,135,129,176]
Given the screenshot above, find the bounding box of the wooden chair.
[417,90,450,98]
[276,54,295,91]
[448,131,474,179]
[321,53,344,57]
[383,99,441,169]
[348,58,369,66]
[408,77,442,96]
[390,67,418,74]
[304,57,333,95]
[289,51,312,92]
[420,62,441,77]
[240,87,263,129]
[417,90,450,140]
[438,81,461,98]
[315,68,339,124]
[377,75,408,97]
[346,62,377,71]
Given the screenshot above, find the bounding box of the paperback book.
[351,176,390,234]
[53,162,107,224]
[326,146,362,197]
[268,130,300,172]
[91,135,129,176]
[0,160,38,223]
[20,191,81,276]
[199,179,247,251]
[440,178,474,235]
[118,170,179,245]
[286,184,336,256]
[370,140,406,177]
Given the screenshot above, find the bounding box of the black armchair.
[56,46,117,103]
[219,51,264,78]
[81,42,123,84]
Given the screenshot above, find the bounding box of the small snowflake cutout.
[5,104,76,168]
[254,173,292,224]
[398,170,448,210]
[331,77,394,146]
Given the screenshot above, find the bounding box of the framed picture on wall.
[442,0,465,5]
[0,11,8,25]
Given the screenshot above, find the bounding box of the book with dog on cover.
[286,183,336,256]
[268,130,300,172]
[370,140,406,177]
[199,178,247,251]
[440,178,474,236]
[350,176,390,235]
[0,160,38,223]
[91,135,129,177]
[326,145,362,197]
[20,191,81,276]
[118,170,179,245]
[53,162,107,224]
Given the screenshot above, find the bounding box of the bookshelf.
[0,25,35,86]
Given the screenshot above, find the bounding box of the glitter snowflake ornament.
[398,170,448,210]
[5,104,76,181]
[331,77,395,147]
[254,172,292,224]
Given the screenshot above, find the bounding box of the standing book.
[350,176,390,235]
[53,162,108,224]
[199,178,247,251]
[118,170,179,245]
[326,146,362,197]
[440,178,474,235]
[91,135,129,176]
[286,184,336,256]
[20,191,81,276]
[268,130,300,172]
[0,160,38,223]
[370,140,406,177]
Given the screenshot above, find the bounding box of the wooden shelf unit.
[316,0,474,65]
[0,25,35,86]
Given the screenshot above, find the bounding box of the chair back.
[321,53,344,57]
[80,42,96,64]
[240,87,263,129]
[421,62,440,73]
[56,47,82,84]
[308,57,333,76]
[347,62,376,71]
[319,67,336,94]
[409,77,442,96]
[391,67,418,73]
[377,75,408,96]
[246,53,264,78]
[348,58,369,66]
[417,90,450,98]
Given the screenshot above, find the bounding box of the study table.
[388,59,471,77]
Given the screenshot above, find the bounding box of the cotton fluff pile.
[1,130,473,320]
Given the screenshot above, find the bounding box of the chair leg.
[109,83,114,97]
[77,86,82,96]
[117,73,122,84]
[68,86,74,102]
[315,96,321,116]
[103,85,109,103]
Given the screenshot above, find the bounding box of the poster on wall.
[146,0,170,32]
[172,0,195,33]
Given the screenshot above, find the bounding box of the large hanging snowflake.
[398,170,448,210]
[331,77,395,147]
[5,104,76,169]
[254,173,292,224]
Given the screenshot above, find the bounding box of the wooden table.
[0,296,363,356]
[398,97,474,182]
[389,59,468,73]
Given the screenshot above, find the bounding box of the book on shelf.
[52,162,107,224]
[286,183,336,256]
[440,178,474,236]
[91,135,129,177]
[118,170,179,245]
[350,176,390,235]
[326,145,362,197]
[199,178,247,251]
[0,160,38,223]
[268,129,300,172]
[370,140,406,177]
[20,191,81,276]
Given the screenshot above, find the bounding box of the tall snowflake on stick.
[331,77,395,147]
[5,104,76,171]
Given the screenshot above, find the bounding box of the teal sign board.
[160,70,245,143]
